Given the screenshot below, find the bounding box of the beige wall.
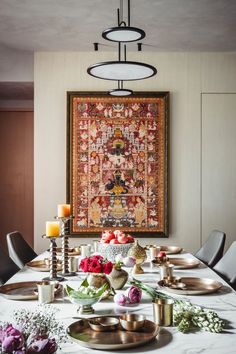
[34,51,236,253]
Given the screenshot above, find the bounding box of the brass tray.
[56,247,80,256]
[154,257,200,269]
[0,281,60,300]
[67,318,159,350]
[158,277,222,295]
[160,246,183,255]
[26,260,62,272]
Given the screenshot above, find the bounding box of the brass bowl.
[88,317,119,332]
[120,314,145,332]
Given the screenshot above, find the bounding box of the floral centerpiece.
[98,230,135,262]
[79,255,114,301]
[79,254,113,275]
[66,255,114,314]
[0,305,67,354]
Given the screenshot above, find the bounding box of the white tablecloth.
[0,252,235,354]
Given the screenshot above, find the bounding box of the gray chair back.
[213,241,236,289]
[0,246,19,284]
[6,231,37,269]
[195,229,226,268]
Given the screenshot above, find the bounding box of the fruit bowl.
[98,242,134,262]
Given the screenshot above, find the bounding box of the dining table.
[0,250,235,354]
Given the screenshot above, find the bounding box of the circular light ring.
[108,88,133,96]
[87,61,157,81]
[102,26,145,42]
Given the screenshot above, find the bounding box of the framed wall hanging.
[67,92,169,237]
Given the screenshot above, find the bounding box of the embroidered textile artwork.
[68,93,168,236]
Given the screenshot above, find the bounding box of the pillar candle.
[46,221,60,237]
[57,204,71,217]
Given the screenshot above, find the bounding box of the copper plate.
[167,258,200,269]
[0,281,61,300]
[26,260,62,272]
[160,246,183,255]
[56,247,81,256]
[67,318,159,350]
[158,277,222,295]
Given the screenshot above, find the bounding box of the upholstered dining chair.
[213,241,236,290]
[0,246,20,284]
[195,229,226,268]
[6,231,37,269]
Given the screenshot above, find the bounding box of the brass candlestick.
[55,215,76,277]
[42,236,65,282]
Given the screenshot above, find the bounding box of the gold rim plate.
[56,247,81,256]
[26,260,62,272]
[158,277,222,295]
[67,318,159,350]
[0,281,61,300]
[167,257,200,269]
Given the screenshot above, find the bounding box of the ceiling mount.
[102,0,146,43]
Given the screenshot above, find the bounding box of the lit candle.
[57,204,71,217]
[46,221,60,237]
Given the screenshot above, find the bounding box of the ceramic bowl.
[97,242,134,262]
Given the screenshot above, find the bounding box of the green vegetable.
[129,277,225,333]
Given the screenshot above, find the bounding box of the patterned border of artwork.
[67,92,169,237]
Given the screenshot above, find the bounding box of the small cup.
[69,256,78,272]
[152,298,174,326]
[149,246,161,260]
[159,264,174,280]
[80,244,91,257]
[93,240,99,253]
[37,281,55,304]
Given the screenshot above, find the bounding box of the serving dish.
[26,259,62,272]
[158,277,222,295]
[67,317,159,350]
[152,257,200,269]
[0,281,60,300]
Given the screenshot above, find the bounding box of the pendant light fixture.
[108,81,133,96]
[87,0,157,94]
[102,0,145,43]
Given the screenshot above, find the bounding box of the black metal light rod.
[128,0,131,26]
[118,42,121,61]
[93,42,99,51]
[138,43,142,51]
[124,44,127,61]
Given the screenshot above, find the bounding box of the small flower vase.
[86,273,112,299]
[108,265,128,290]
[128,240,147,274]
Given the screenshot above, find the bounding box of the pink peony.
[126,286,142,304]
[114,293,128,306]
[122,256,136,267]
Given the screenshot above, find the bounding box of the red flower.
[79,255,113,274]
[88,259,103,273]
[103,261,113,275]
[80,257,90,272]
